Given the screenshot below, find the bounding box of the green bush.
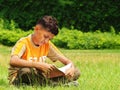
[0,0,120,33]
[52,28,120,49]
[0,27,120,49]
[0,29,32,46]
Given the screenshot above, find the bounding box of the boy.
[8,15,80,86]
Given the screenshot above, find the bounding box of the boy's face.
[34,24,54,46]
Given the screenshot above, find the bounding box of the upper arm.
[47,42,71,64]
[10,55,20,66]
[47,41,63,62]
[11,38,26,58]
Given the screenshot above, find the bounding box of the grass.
[0,44,120,90]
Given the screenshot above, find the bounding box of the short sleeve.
[47,41,64,62]
[11,38,26,58]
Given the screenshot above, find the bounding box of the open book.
[46,63,72,78]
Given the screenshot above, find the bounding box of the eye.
[49,37,53,40]
[44,35,49,38]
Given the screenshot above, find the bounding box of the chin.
[39,43,44,46]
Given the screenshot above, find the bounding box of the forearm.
[10,55,55,73]
[58,55,74,66]
[10,56,36,68]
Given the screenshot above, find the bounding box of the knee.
[73,68,81,80]
[20,68,31,72]
[19,68,32,75]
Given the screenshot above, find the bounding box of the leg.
[63,68,80,86]
[72,68,80,81]
[49,68,80,86]
[12,68,46,86]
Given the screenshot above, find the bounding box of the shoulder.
[16,34,31,44]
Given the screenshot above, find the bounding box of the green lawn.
[0,45,120,90]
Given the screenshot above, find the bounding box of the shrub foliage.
[0,0,120,32]
[0,27,120,49]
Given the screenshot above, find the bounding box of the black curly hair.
[37,15,59,35]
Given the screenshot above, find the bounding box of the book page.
[58,63,72,73]
[46,63,72,78]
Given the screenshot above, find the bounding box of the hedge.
[0,28,120,49]
[0,0,120,33]
[52,28,120,49]
[0,29,32,46]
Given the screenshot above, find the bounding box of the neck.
[31,34,39,46]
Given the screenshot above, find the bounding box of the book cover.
[46,63,72,78]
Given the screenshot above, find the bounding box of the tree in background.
[0,0,120,33]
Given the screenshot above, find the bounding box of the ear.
[34,25,40,31]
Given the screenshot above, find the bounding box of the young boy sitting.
[8,15,80,86]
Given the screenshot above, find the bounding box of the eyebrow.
[44,35,52,40]
[49,36,54,40]
[49,38,52,40]
[44,34,49,38]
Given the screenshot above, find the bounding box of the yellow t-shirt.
[11,34,63,62]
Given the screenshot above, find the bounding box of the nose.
[45,39,49,43]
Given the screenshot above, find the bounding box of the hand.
[65,65,75,80]
[34,62,56,74]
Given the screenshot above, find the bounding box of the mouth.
[39,42,45,46]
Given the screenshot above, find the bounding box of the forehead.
[39,29,54,38]
[35,24,55,37]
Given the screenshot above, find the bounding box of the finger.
[48,64,53,71]
[66,74,71,79]
[47,65,53,71]
[65,70,70,76]
[69,72,74,77]
[71,73,74,77]
[51,65,56,70]
[42,67,50,73]
[67,73,71,77]
[46,69,50,75]
[49,64,56,71]
[65,72,70,77]
[66,72,73,78]
[52,64,57,68]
